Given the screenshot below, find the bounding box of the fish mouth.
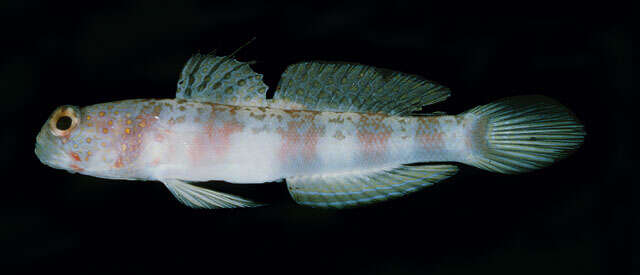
[34,130,67,170]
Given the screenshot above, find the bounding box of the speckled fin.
[271,62,451,115]
[286,164,458,209]
[462,95,585,174]
[162,179,263,209]
[176,52,269,107]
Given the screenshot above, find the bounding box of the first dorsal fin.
[176,39,269,107]
[270,61,451,115]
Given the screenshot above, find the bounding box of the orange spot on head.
[99,111,105,117]
[138,120,146,128]
[125,128,131,134]
[126,119,132,125]
[108,120,113,126]
[70,152,81,162]
[102,128,108,134]
[86,137,92,143]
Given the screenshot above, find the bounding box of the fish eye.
[49,106,80,137]
[56,116,72,130]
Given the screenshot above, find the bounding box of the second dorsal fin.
[271,61,451,115]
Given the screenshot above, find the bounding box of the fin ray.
[271,62,450,115]
[462,95,585,174]
[286,164,458,208]
[176,49,269,107]
[161,179,264,209]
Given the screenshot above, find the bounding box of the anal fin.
[161,179,264,209]
[286,164,458,209]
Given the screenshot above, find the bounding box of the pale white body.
[134,101,471,184]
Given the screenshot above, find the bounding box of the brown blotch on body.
[250,112,266,121]
[328,116,344,124]
[153,105,163,115]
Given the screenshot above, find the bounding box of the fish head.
[35,104,119,177]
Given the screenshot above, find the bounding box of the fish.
[35,48,585,209]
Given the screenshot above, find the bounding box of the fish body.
[39,99,466,183]
[36,51,585,209]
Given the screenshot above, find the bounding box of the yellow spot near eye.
[102,128,108,134]
[99,111,105,117]
[87,151,92,156]
[86,115,92,120]
[121,144,127,151]
[86,137,92,143]
[101,142,106,147]
[138,121,146,128]
[137,134,141,138]
[73,144,78,149]
[126,119,132,125]
[108,120,113,126]
[114,111,119,115]
[125,128,131,134]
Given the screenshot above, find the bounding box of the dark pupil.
[56,116,72,131]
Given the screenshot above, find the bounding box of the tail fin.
[462,95,585,174]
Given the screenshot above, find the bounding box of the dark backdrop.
[2,1,632,274]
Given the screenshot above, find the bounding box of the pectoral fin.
[161,179,264,209]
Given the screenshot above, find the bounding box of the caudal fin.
[462,95,585,174]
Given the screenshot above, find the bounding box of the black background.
[2,1,632,274]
